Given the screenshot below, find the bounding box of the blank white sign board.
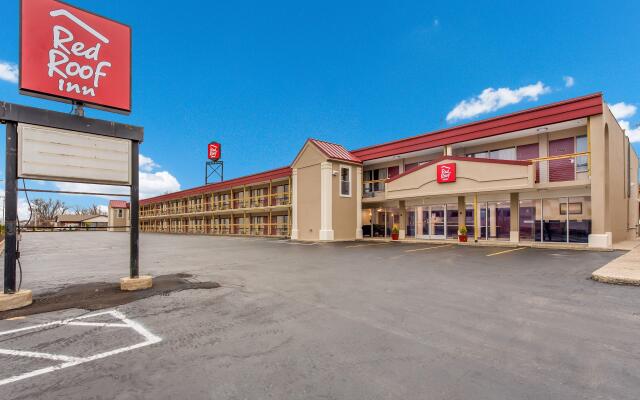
[17,123,132,185]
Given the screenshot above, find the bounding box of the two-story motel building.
[140,93,639,249]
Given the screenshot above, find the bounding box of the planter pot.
[391,233,399,240]
[458,235,467,242]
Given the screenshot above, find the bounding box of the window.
[467,147,515,160]
[489,147,516,160]
[340,166,351,197]
[576,135,588,173]
[117,209,123,218]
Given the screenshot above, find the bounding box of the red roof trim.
[353,93,603,161]
[109,200,130,209]
[386,155,532,183]
[140,166,291,205]
[309,138,362,164]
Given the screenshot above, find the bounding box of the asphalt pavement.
[1,232,638,400]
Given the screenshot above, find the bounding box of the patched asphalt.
[1,232,639,400]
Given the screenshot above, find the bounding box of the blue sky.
[0,0,639,216]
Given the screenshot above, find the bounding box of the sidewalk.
[362,238,607,251]
[592,239,640,285]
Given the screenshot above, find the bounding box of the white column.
[290,168,299,240]
[356,166,363,239]
[319,162,334,241]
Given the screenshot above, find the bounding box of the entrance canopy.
[385,156,534,200]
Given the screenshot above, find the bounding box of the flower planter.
[458,235,467,242]
[391,233,399,240]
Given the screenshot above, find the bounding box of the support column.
[444,145,453,156]
[319,162,334,241]
[458,196,466,234]
[473,193,479,242]
[588,114,612,248]
[290,168,299,239]
[510,192,519,243]
[355,166,363,239]
[4,123,18,294]
[398,200,406,239]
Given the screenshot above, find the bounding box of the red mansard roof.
[352,93,603,161]
[309,139,362,164]
[140,166,291,205]
[109,200,130,209]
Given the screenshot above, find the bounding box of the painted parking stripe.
[404,244,453,253]
[0,310,161,387]
[345,243,391,248]
[486,247,526,257]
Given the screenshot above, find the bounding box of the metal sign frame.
[0,101,144,294]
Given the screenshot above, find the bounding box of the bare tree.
[30,198,68,226]
[72,204,107,216]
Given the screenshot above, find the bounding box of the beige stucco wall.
[331,162,358,240]
[601,105,639,241]
[386,159,533,200]
[108,207,130,232]
[292,144,325,240]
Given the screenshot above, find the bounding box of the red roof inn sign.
[208,142,221,161]
[20,0,132,114]
[437,163,456,183]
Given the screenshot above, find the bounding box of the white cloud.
[446,81,551,122]
[563,76,575,88]
[609,102,637,120]
[619,120,640,143]
[97,204,109,215]
[0,61,19,84]
[54,153,181,200]
[139,154,160,172]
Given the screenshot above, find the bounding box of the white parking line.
[0,310,161,387]
[345,243,390,248]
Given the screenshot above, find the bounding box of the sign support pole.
[3,122,18,294]
[130,140,139,278]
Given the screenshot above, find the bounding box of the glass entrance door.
[420,205,447,239]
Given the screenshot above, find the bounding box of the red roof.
[352,93,603,161]
[309,139,362,164]
[109,200,130,209]
[140,166,291,205]
[386,155,532,183]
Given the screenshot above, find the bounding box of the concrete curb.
[361,238,612,252]
[592,244,640,285]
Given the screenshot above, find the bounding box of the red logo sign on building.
[20,0,132,114]
[208,142,221,161]
[437,163,456,183]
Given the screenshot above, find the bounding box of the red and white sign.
[437,163,456,183]
[208,142,221,161]
[20,0,132,114]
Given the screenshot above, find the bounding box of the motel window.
[468,147,516,161]
[489,147,516,160]
[576,135,588,173]
[340,166,352,197]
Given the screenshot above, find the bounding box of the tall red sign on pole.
[20,0,132,114]
[208,142,221,161]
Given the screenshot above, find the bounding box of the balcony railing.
[140,191,291,218]
[140,223,290,237]
[530,152,589,184]
[362,179,387,198]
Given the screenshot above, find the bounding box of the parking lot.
[1,232,639,399]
